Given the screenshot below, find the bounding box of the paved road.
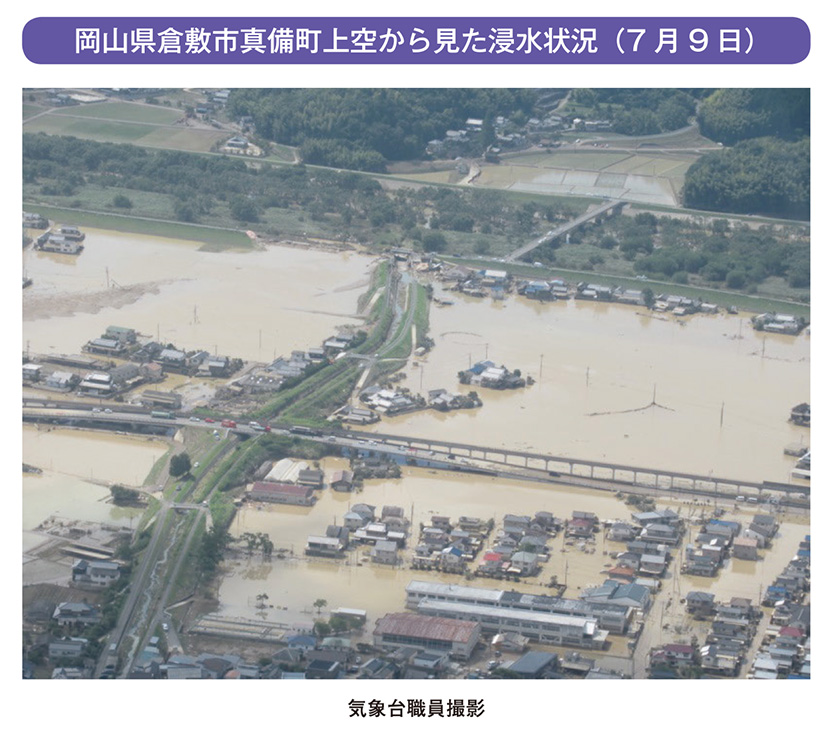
[506,199,622,262]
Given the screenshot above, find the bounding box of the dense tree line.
[683,137,809,220]
[570,89,709,135]
[622,215,809,290]
[697,89,810,145]
[226,89,537,170]
[23,133,571,242]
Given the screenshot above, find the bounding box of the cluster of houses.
[306,503,410,564]
[23,211,49,229]
[458,359,528,390]
[762,535,810,608]
[33,225,86,255]
[411,515,492,574]
[652,592,765,677]
[442,266,511,299]
[605,509,681,582]
[751,537,810,679]
[235,331,356,395]
[751,312,807,335]
[338,385,482,424]
[25,325,242,399]
[359,384,423,416]
[437,262,765,324]
[249,458,326,507]
[477,512,559,578]
[683,513,779,577]
[667,592,763,677]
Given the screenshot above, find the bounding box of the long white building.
[416,599,608,649]
[405,580,630,635]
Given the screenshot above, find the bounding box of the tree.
[112,194,133,209]
[169,452,192,478]
[641,288,656,309]
[314,620,331,638]
[422,231,447,252]
[313,598,328,615]
[229,195,259,222]
[329,616,349,634]
[110,484,140,505]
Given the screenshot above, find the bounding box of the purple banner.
[23,17,809,64]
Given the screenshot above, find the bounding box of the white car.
[162,622,169,632]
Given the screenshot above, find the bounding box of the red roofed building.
[373,613,481,660]
[608,565,637,582]
[779,626,803,638]
[250,481,315,506]
[566,518,594,538]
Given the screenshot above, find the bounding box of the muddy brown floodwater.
[364,290,810,483]
[21,231,810,661]
[23,229,374,362]
[22,425,168,551]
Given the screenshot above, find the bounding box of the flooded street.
[219,462,809,637]
[365,290,810,483]
[23,230,374,362]
[22,230,810,666]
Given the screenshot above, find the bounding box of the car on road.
[91,407,101,413]
[162,622,169,631]
[189,416,201,422]
[104,408,113,413]
[205,418,216,423]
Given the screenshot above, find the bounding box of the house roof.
[374,613,479,644]
[508,651,557,675]
[251,481,313,497]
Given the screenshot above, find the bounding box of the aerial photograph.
[22,87,810,681]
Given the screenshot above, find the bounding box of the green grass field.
[22,203,251,247]
[24,110,228,151]
[52,101,182,124]
[23,115,153,142]
[23,104,46,120]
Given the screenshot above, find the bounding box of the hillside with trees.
[226,89,537,171]
[683,89,810,220]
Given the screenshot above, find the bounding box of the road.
[505,199,623,262]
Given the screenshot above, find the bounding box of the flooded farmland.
[364,289,810,483]
[22,229,374,362]
[22,426,168,553]
[22,229,810,672]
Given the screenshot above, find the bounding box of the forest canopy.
[227,88,536,170]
